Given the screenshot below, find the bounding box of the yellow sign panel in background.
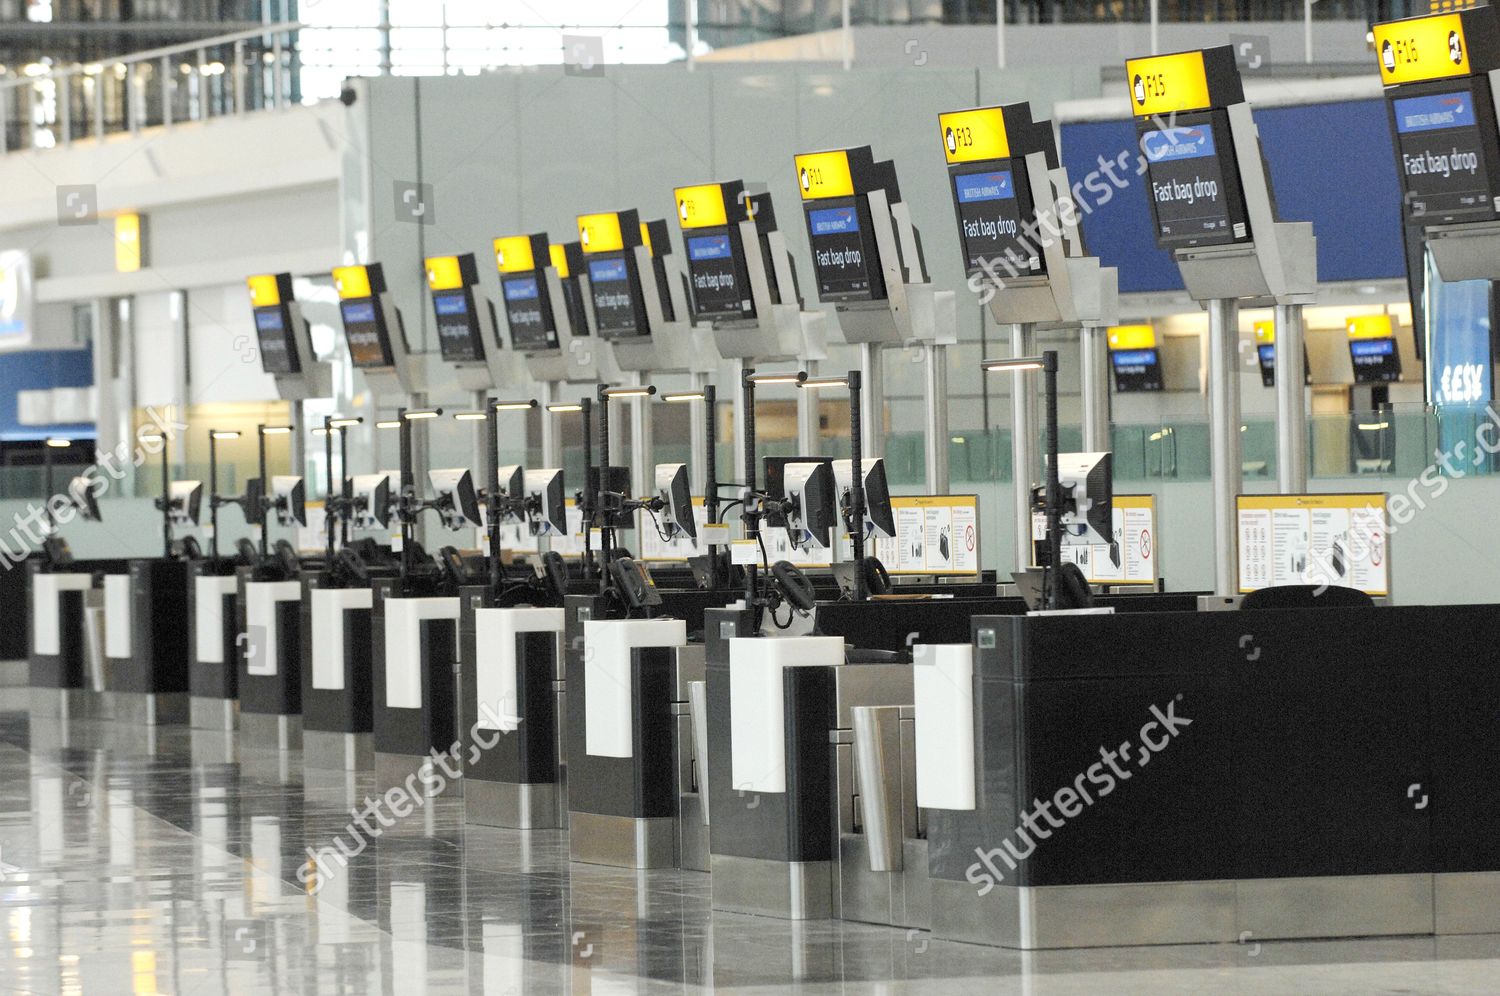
[1236,493,1390,596]
[577,212,625,253]
[114,213,143,273]
[424,255,464,291]
[493,236,536,273]
[1372,13,1469,85]
[1347,314,1395,340]
[246,274,282,307]
[1254,319,1275,343]
[548,243,569,277]
[794,151,855,200]
[938,108,1011,164]
[332,265,372,300]
[1125,51,1211,117]
[673,184,729,228]
[1107,325,1157,351]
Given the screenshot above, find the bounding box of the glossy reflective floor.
[2,694,1499,994]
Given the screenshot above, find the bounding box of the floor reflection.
[0,705,1498,994]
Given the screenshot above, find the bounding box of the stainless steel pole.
[923,342,950,494]
[1207,298,1242,595]
[1080,326,1110,452]
[1010,322,1036,572]
[860,343,884,461]
[1273,303,1308,493]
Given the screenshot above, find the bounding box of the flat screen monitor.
[340,298,396,368]
[432,289,485,363]
[500,274,559,351]
[1140,112,1251,250]
[950,166,1039,277]
[168,480,203,527]
[1350,337,1402,384]
[1255,343,1311,387]
[832,457,896,540]
[782,461,838,550]
[496,463,525,515]
[69,475,101,521]
[805,200,877,302]
[655,462,696,541]
[1392,81,1500,226]
[1111,348,1163,392]
[587,255,647,338]
[586,465,635,529]
[272,475,307,527]
[351,473,392,529]
[241,477,265,526]
[685,228,753,320]
[763,456,835,531]
[429,468,481,529]
[1051,451,1112,546]
[251,306,300,375]
[524,468,567,537]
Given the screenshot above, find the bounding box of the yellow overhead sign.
[639,222,653,255]
[332,265,372,300]
[1125,51,1211,117]
[1348,314,1395,340]
[493,236,536,274]
[1254,319,1275,344]
[246,274,282,308]
[673,183,729,228]
[938,108,1011,164]
[1107,325,1158,351]
[548,243,569,277]
[794,150,855,200]
[114,213,143,273]
[424,255,465,291]
[578,212,624,253]
[1373,13,1469,85]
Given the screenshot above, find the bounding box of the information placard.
[873,495,981,576]
[1236,493,1389,596]
[1032,494,1157,585]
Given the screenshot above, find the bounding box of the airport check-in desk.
[370,577,462,791]
[27,558,131,716]
[921,602,1500,949]
[300,570,379,770]
[102,558,192,725]
[188,558,244,730]
[235,564,306,750]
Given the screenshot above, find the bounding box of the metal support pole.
[596,387,614,581]
[580,396,595,579]
[272,32,285,109]
[923,342,950,494]
[1207,298,1242,595]
[257,425,270,561]
[486,398,504,593]
[842,0,852,70]
[59,72,72,146]
[1080,326,1111,452]
[323,416,336,563]
[1042,352,1061,610]
[233,40,247,115]
[539,381,560,468]
[161,431,173,559]
[339,428,352,549]
[210,432,221,560]
[849,371,867,601]
[731,359,749,485]
[161,56,172,127]
[629,373,653,501]
[797,358,819,456]
[688,372,708,494]
[125,63,139,133]
[1010,323,1037,573]
[703,384,719,528]
[1274,303,1308,493]
[996,0,1006,69]
[860,343,884,460]
[742,373,759,613]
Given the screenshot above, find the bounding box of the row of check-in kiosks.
[25,14,1500,951]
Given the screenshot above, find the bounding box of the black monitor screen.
[1110,348,1162,392]
[432,289,483,363]
[1350,337,1402,384]
[686,229,753,319]
[587,255,645,338]
[1257,343,1277,387]
[1393,85,1498,225]
[559,277,591,337]
[1141,115,1248,249]
[952,167,1038,277]
[252,306,299,375]
[340,298,394,369]
[501,275,559,351]
[806,201,874,301]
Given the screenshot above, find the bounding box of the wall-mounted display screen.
[587,255,647,338]
[686,229,753,319]
[1110,348,1163,392]
[501,275,559,351]
[1257,343,1277,387]
[951,167,1038,276]
[1140,113,1250,250]
[252,306,299,375]
[1392,83,1500,225]
[340,298,394,368]
[806,201,874,301]
[1350,337,1402,384]
[432,289,484,363]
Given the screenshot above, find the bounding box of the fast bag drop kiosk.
[936,102,1119,571]
[575,209,720,500]
[672,181,828,474]
[1124,47,1316,591]
[493,234,601,469]
[791,146,957,493]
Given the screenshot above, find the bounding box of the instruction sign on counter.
[1236,493,1389,596]
[1032,494,1157,585]
[873,495,980,576]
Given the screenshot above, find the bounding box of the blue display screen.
[503,276,539,301]
[808,206,859,236]
[433,291,468,316]
[340,300,376,323]
[254,309,284,331]
[588,258,628,283]
[687,234,732,261]
[1140,126,1217,162]
[1350,338,1395,357]
[1258,343,1276,365]
[954,170,1014,203]
[1394,93,1476,134]
[1111,349,1157,367]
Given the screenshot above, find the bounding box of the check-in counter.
[300,571,376,770]
[27,559,129,716]
[370,578,462,793]
[188,559,242,730]
[922,603,1500,949]
[236,567,305,749]
[103,559,191,725]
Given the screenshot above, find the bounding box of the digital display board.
[432,289,484,363]
[1350,337,1402,383]
[1110,348,1163,392]
[1140,113,1250,249]
[1257,342,1277,387]
[1424,250,1492,409]
[251,306,299,375]
[951,167,1038,276]
[340,298,394,369]
[685,230,752,319]
[806,202,874,301]
[1391,83,1500,225]
[587,256,647,337]
[501,275,559,351]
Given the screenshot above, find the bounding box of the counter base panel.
[28,687,105,720]
[189,695,237,731]
[0,659,26,687]
[568,811,676,869]
[465,779,563,829]
[837,835,930,931]
[108,690,188,727]
[303,730,373,771]
[374,751,463,800]
[710,854,832,920]
[241,711,302,751]
[678,794,709,873]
